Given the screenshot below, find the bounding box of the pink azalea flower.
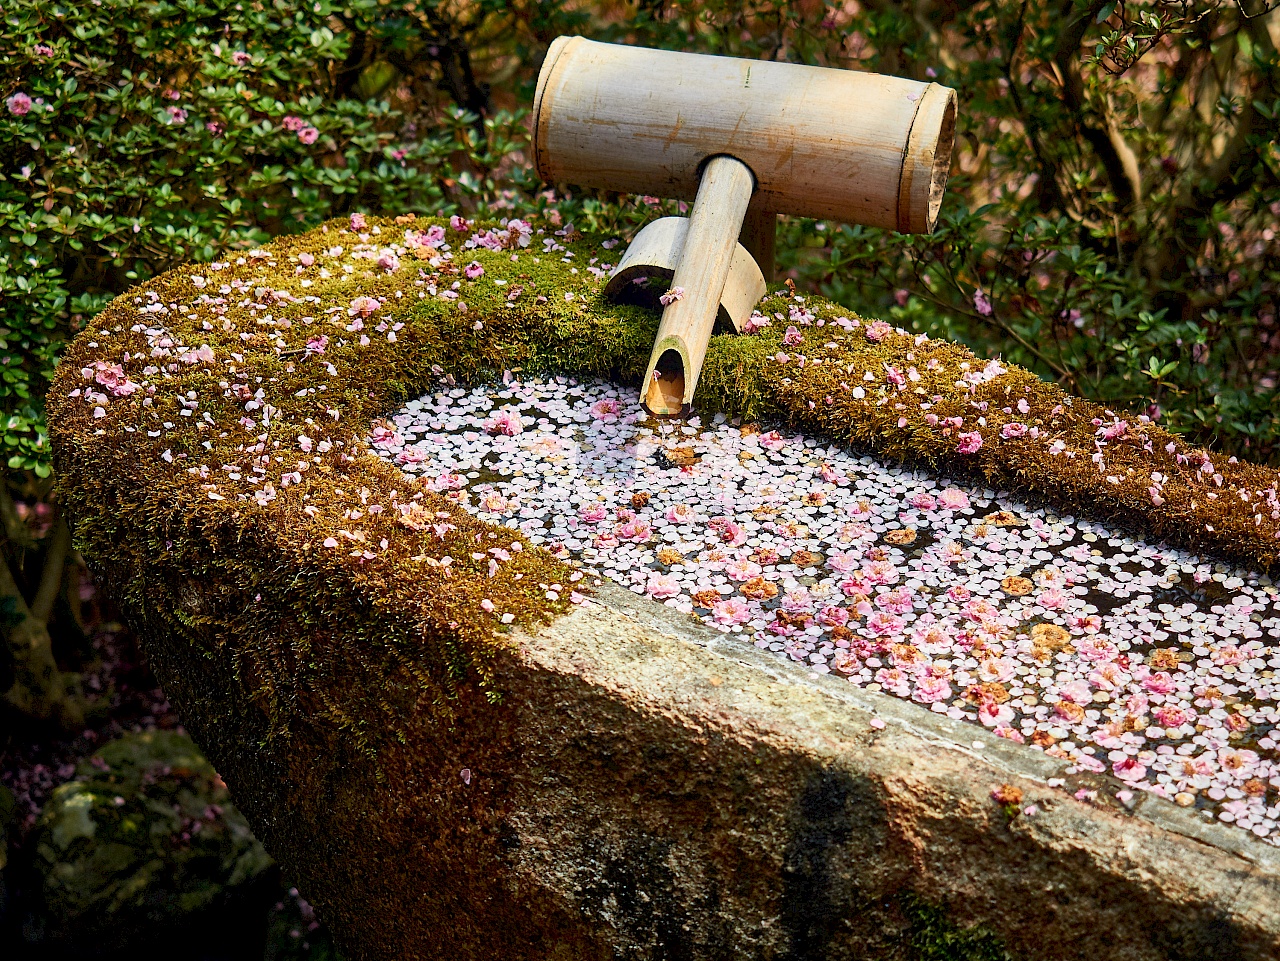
[712,597,752,626]
[282,115,306,132]
[349,212,367,232]
[646,573,681,600]
[7,92,32,116]
[464,261,485,279]
[232,51,253,65]
[956,431,984,454]
[166,106,188,124]
[972,289,993,316]
[782,325,803,346]
[937,488,970,510]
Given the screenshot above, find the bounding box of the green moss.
[47,213,1280,751]
[902,893,1013,961]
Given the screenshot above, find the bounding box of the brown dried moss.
[47,214,1280,750]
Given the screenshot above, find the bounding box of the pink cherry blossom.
[484,410,523,436]
[782,326,803,346]
[646,573,681,599]
[724,559,761,581]
[1113,757,1147,782]
[957,431,984,455]
[913,676,952,703]
[1142,672,1176,695]
[349,296,380,318]
[937,488,970,510]
[464,261,485,279]
[579,503,608,525]
[1000,422,1028,439]
[712,597,752,626]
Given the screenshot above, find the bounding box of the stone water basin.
[47,214,1280,960]
[374,377,1280,842]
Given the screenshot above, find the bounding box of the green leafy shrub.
[0,0,552,476]
[6,0,1280,478]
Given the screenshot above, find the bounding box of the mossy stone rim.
[47,215,1280,749]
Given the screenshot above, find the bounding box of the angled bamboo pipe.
[642,156,755,414]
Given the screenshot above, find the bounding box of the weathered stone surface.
[122,573,1280,961]
[26,729,274,951]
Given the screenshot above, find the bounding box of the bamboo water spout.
[533,36,958,414]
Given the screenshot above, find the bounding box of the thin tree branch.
[32,513,70,625]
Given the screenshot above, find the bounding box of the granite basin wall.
[115,560,1280,961]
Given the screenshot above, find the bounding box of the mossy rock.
[44,215,1280,960]
[26,729,274,952]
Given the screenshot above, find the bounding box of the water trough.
[48,214,1280,960]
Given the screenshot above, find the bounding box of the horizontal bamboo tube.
[534,36,957,233]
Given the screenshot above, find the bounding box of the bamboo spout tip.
[643,349,687,417]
